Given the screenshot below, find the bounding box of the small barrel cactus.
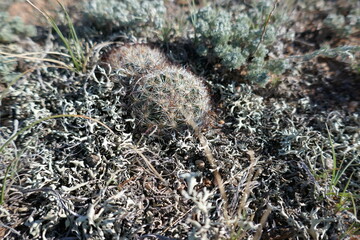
[106,44,168,75]
[130,66,211,132]
[104,44,211,134]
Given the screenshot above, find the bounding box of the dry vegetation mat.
[0,0,359,239]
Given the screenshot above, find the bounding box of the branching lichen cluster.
[0,0,359,239]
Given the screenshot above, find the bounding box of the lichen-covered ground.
[0,0,359,239]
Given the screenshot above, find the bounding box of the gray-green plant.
[189,1,289,84]
[0,11,36,43]
[323,7,360,37]
[288,45,360,71]
[83,0,166,34]
[0,56,18,83]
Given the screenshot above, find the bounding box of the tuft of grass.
[26,0,86,73]
[326,124,358,190]
[324,124,359,219]
[0,51,75,71]
[159,23,176,45]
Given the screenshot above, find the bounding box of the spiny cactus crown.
[106,44,167,76]
[105,44,211,134]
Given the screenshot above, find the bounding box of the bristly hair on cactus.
[131,66,211,132]
[105,44,168,76]
[103,44,212,135]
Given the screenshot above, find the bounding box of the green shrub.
[0,12,36,43]
[83,0,166,34]
[190,2,289,84]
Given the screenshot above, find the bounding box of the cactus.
[131,66,211,131]
[105,44,211,134]
[105,44,168,76]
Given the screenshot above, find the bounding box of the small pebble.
[195,160,205,170]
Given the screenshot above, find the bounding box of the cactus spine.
[105,44,211,134]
